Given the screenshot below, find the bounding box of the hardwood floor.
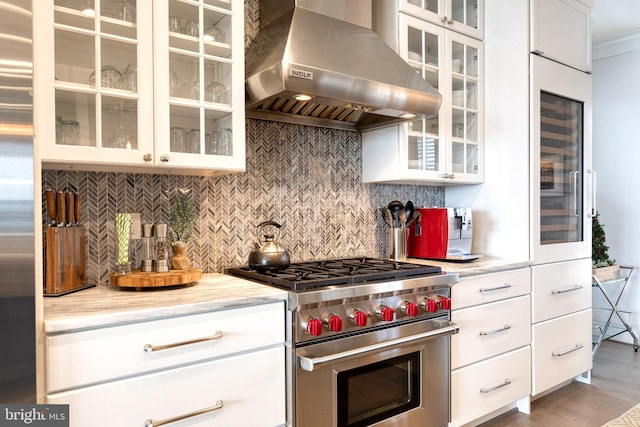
[479,340,640,427]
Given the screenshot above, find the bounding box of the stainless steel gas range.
[228,257,459,427]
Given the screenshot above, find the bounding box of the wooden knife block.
[45,226,91,296]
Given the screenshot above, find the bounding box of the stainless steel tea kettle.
[248,221,291,270]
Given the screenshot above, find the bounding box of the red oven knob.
[399,301,419,317]
[349,309,368,327]
[420,298,439,313]
[304,317,323,336]
[375,305,395,322]
[439,296,451,310]
[323,313,343,332]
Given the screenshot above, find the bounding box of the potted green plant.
[169,194,197,270]
[592,212,619,281]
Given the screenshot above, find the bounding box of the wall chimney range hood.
[245,0,442,131]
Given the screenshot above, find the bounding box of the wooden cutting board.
[110,267,202,290]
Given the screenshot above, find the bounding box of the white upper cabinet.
[153,0,245,174]
[530,0,592,72]
[34,0,245,176]
[363,9,483,184]
[399,0,483,40]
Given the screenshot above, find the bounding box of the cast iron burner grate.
[227,257,442,291]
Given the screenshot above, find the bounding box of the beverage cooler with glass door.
[531,54,593,265]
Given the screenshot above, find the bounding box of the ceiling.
[591,0,640,45]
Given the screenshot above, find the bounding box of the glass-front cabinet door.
[36,0,154,168]
[532,55,592,264]
[400,0,483,40]
[153,0,245,173]
[399,14,482,183]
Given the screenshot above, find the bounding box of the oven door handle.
[297,322,459,372]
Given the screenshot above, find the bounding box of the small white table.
[592,266,638,357]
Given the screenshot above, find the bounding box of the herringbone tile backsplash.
[43,120,444,285]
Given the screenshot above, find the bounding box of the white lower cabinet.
[451,346,531,427]
[48,346,284,427]
[45,302,286,427]
[452,295,531,369]
[531,259,592,396]
[450,268,531,426]
[532,309,592,395]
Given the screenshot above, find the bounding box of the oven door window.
[336,352,421,427]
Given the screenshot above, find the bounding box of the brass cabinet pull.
[143,331,223,352]
[145,400,223,427]
[552,343,583,357]
[479,324,511,336]
[480,379,511,394]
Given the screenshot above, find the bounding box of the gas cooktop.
[226,257,442,291]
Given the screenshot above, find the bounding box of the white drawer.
[532,308,592,396]
[532,258,592,323]
[452,268,531,309]
[46,302,284,393]
[451,346,531,427]
[47,346,285,427]
[452,295,531,369]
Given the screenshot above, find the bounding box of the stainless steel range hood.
[245,0,442,131]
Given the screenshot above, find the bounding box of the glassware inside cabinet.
[168,0,199,52]
[100,38,137,91]
[204,110,233,156]
[170,53,200,101]
[169,104,200,154]
[55,90,96,147]
[103,98,138,150]
[204,61,230,105]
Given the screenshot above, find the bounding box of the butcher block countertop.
[43,273,287,334]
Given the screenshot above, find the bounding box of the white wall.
[446,0,530,262]
[592,35,640,344]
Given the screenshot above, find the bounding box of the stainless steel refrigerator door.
[0,0,36,403]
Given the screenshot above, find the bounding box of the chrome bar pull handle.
[145,400,223,427]
[479,284,511,293]
[144,331,223,352]
[588,168,597,217]
[551,285,583,295]
[570,170,580,217]
[552,343,583,357]
[479,324,511,336]
[480,379,511,394]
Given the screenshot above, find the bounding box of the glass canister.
[61,120,80,145]
[170,127,186,152]
[217,128,233,156]
[186,129,200,154]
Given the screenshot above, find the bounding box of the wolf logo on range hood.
[245,0,442,131]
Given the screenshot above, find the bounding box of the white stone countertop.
[407,256,530,278]
[43,273,287,334]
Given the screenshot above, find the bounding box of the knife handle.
[66,192,74,226]
[56,191,66,227]
[74,193,81,224]
[45,189,56,225]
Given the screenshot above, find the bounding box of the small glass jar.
[61,120,80,146]
[55,116,62,144]
[217,128,233,156]
[186,129,200,154]
[170,127,186,152]
[182,20,199,37]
